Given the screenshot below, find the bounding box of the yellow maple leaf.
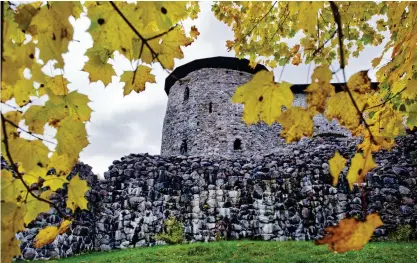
[1,170,26,203]
[38,75,69,96]
[346,152,377,190]
[326,91,365,130]
[1,111,22,140]
[121,65,156,96]
[25,90,92,132]
[329,152,347,186]
[3,79,36,107]
[276,107,314,142]
[58,220,72,234]
[1,202,26,263]
[24,190,52,224]
[145,27,193,69]
[83,47,116,86]
[34,225,59,248]
[28,2,82,68]
[315,213,383,253]
[22,105,51,134]
[47,152,76,177]
[5,137,50,172]
[66,174,89,212]
[347,71,372,94]
[232,71,294,125]
[55,118,88,166]
[305,65,335,113]
[402,79,417,100]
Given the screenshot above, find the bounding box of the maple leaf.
[24,191,52,225]
[402,79,417,100]
[38,75,69,96]
[315,213,383,253]
[55,118,89,166]
[326,91,367,130]
[1,111,22,140]
[3,79,36,107]
[1,170,26,203]
[305,65,335,113]
[347,152,377,190]
[5,138,50,172]
[329,152,347,186]
[58,220,72,234]
[145,27,193,69]
[83,47,116,86]
[1,202,26,263]
[66,174,89,212]
[347,71,372,94]
[27,2,83,68]
[121,65,156,96]
[276,107,314,142]
[34,225,59,248]
[406,103,417,130]
[47,153,76,177]
[232,71,294,125]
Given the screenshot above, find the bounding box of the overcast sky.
[3,2,388,177]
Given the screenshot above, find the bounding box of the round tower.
[161,56,350,157]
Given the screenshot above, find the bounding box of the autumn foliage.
[1,1,416,262]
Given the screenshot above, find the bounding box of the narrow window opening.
[234,139,242,150]
[209,102,213,113]
[180,139,188,155]
[197,122,199,126]
[183,87,189,101]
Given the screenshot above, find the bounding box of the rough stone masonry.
[14,57,417,260]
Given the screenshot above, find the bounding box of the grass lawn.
[42,241,417,263]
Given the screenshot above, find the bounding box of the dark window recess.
[209,102,213,113]
[234,139,242,150]
[180,140,188,155]
[197,122,199,126]
[183,87,189,101]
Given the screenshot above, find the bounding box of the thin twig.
[3,117,57,145]
[146,25,177,41]
[1,113,72,220]
[2,102,23,112]
[329,1,376,145]
[365,87,407,111]
[312,30,337,56]
[238,1,277,43]
[109,1,168,72]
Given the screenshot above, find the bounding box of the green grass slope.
[40,241,417,263]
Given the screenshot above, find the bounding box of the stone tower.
[161,56,349,157]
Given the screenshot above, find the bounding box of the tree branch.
[365,87,407,111]
[1,113,72,221]
[3,117,57,145]
[329,1,376,145]
[109,1,168,71]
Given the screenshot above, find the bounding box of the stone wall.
[95,133,417,250]
[14,132,417,260]
[161,66,350,158]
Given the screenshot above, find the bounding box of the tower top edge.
[163,56,379,95]
[164,56,267,95]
